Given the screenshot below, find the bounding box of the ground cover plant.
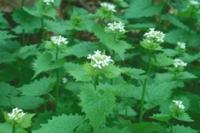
[0,0,200,132]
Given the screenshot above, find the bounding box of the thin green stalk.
[94,76,99,89]
[139,55,152,122]
[12,122,15,133]
[55,46,60,102]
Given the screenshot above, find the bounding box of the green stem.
[12,122,15,133]
[139,54,152,122]
[40,18,46,41]
[94,76,99,89]
[170,122,173,133]
[55,46,60,102]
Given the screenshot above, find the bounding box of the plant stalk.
[12,122,15,133]
[139,55,152,122]
[55,46,60,102]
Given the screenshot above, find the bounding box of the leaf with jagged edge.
[33,114,84,133]
[65,63,92,82]
[33,53,65,78]
[170,125,198,133]
[92,24,131,60]
[151,113,171,122]
[125,0,163,19]
[121,67,145,80]
[18,77,56,96]
[79,87,115,131]
[11,96,44,110]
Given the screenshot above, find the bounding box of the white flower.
[100,2,116,12]
[87,50,113,69]
[43,0,54,5]
[51,35,68,46]
[144,28,165,43]
[62,77,67,84]
[177,42,186,49]
[172,100,185,110]
[189,0,199,5]
[173,58,187,68]
[8,108,26,121]
[107,21,125,33]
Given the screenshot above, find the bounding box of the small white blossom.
[62,77,67,84]
[172,100,185,110]
[100,2,116,12]
[177,42,186,49]
[43,0,54,5]
[87,50,113,69]
[107,21,125,33]
[173,58,187,68]
[8,108,26,121]
[189,0,199,5]
[51,35,68,46]
[144,28,165,43]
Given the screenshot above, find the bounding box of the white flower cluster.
[100,2,116,12]
[172,100,185,110]
[43,0,54,5]
[173,58,187,68]
[177,42,186,49]
[8,108,26,121]
[189,0,199,5]
[144,28,165,43]
[87,50,113,69]
[107,21,125,33]
[51,35,68,46]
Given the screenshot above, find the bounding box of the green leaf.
[125,0,163,19]
[65,42,98,58]
[161,15,189,31]
[171,125,198,133]
[32,114,84,133]
[44,20,68,34]
[65,63,92,82]
[174,113,194,122]
[103,65,121,79]
[151,113,171,122]
[33,53,65,77]
[92,25,131,59]
[79,87,115,130]
[176,72,197,80]
[152,53,173,67]
[121,67,145,79]
[130,122,165,133]
[18,114,35,128]
[0,83,19,107]
[11,96,44,110]
[17,45,38,59]
[0,123,12,133]
[18,77,56,96]
[0,12,9,29]
[12,9,41,33]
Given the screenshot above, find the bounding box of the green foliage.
[125,0,163,18]
[171,125,198,133]
[18,77,56,96]
[32,114,84,133]
[79,87,115,130]
[0,0,199,132]
[33,52,65,77]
